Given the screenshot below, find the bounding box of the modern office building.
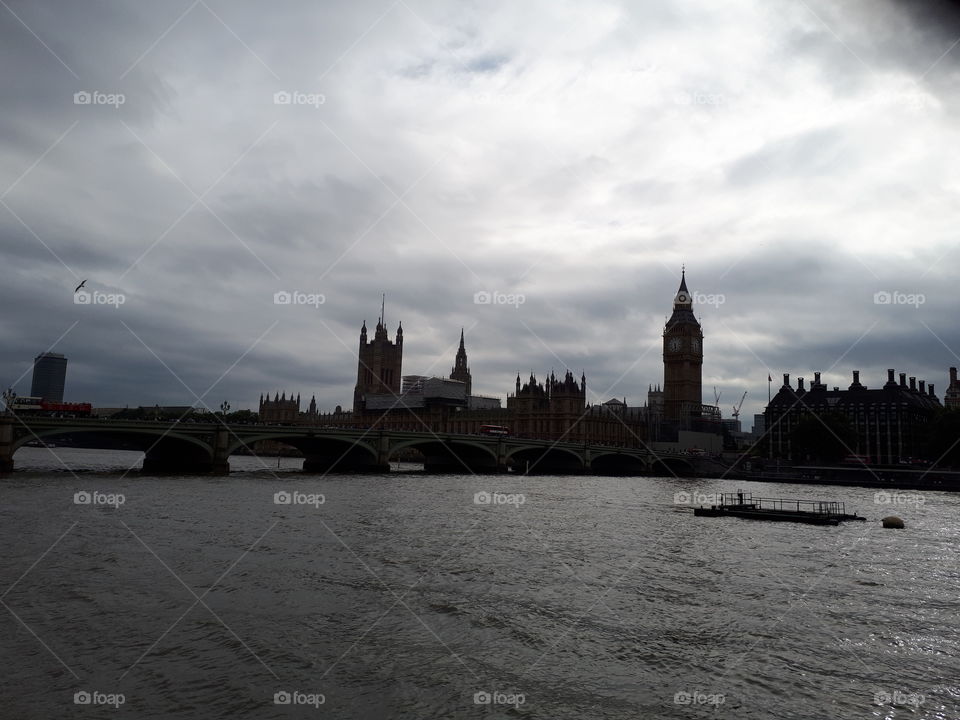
[30,352,67,402]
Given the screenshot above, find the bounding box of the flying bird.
[74,279,87,293]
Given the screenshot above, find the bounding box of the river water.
[1,447,957,719]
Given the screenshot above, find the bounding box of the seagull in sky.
[74,279,87,293]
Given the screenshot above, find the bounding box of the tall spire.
[673,266,691,308]
[450,327,471,394]
[381,292,385,328]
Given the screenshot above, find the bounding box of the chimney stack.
[929,384,935,397]
[797,377,805,391]
[951,367,958,385]
[900,372,907,387]
[814,371,822,386]
[910,377,916,391]
[887,369,895,383]
[919,380,926,394]
[783,373,790,387]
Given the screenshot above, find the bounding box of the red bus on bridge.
[479,425,510,437]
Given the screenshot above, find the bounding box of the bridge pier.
[142,430,227,475]
[0,416,13,473]
[211,427,231,475]
[141,454,225,475]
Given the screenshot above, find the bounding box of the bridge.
[0,416,704,476]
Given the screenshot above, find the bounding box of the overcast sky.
[2,0,960,429]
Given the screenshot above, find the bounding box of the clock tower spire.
[663,268,703,424]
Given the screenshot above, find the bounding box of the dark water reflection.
[1,447,957,718]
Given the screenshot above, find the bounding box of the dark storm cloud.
[890,0,960,39]
[2,0,959,432]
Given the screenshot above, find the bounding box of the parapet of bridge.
[0,415,708,477]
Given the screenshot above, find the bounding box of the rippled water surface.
[1,447,958,719]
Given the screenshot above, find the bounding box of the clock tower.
[663,268,703,423]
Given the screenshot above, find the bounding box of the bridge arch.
[590,450,649,476]
[389,437,501,473]
[224,432,378,459]
[226,432,381,473]
[506,444,585,474]
[11,425,217,474]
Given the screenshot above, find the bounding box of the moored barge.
[693,491,865,525]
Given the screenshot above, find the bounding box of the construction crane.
[732,391,747,421]
[713,386,722,406]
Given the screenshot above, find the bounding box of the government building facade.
[260,276,720,451]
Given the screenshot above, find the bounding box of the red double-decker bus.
[9,397,92,417]
[479,425,510,437]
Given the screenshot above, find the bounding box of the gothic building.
[259,392,301,424]
[662,269,703,423]
[507,370,587,422]
[449,329,472,395]
[353,308,403,412]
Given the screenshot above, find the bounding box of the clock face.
[668,337,682,352]
[675,291,690,304]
